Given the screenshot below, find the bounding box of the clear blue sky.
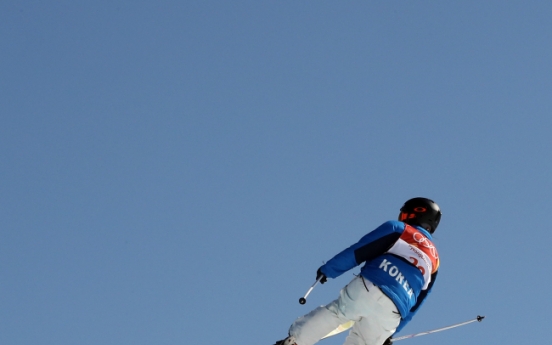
[2,2,551,345]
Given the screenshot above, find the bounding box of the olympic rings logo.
[412,232,438,259]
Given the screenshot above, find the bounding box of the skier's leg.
[342,324,364,345]
[289,305,349,345]
[289,276,367,345]
[288,276,398,345]
[342,314,396,345]
[341,277,401,345]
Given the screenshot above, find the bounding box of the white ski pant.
[289,276,401,345]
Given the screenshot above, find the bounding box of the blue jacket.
[319,220,439,332]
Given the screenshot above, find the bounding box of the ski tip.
[476,315,485,322]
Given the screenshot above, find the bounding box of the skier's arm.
[395,270,438,333]
[319,221,404,279]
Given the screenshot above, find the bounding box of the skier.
[274,197,442,345]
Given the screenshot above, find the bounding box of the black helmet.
[399,197,442,233]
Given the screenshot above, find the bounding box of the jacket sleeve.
[395,270,438,333]
[319,221,404,279]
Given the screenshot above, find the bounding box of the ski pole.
[298,276,323,305]
[393,315,485,342]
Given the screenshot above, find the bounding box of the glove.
[382,337,393,345]
[316,268,327,284]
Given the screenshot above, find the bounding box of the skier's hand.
[382,337,393,345]
[316,268,327,284]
